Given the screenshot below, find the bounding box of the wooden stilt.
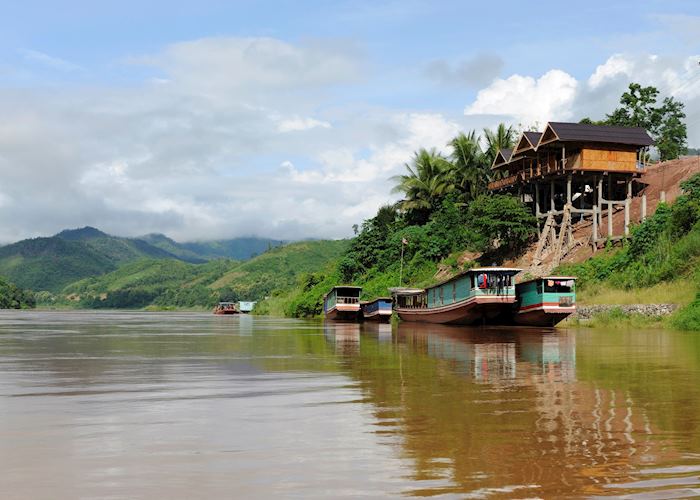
[607,175,613,237]
[624,179,632,236]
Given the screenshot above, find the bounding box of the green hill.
[0,237,118,292]
[51,239,350,309]
[209,239,350,298]
[179,237,286,261]
[0,226,186,292]
[140,234,286,262]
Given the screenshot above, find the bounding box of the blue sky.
[0,1,698,242]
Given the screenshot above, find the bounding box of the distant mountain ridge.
[0,226,291,292]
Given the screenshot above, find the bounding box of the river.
[1,311,700,498]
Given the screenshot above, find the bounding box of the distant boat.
[392,267,521,325]
[513,277,576,327]
[213,302,239,315]
[238,301,257,313]
[361,297,393,322]
[323,286,362,321]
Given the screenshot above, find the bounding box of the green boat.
[514,276,576,327]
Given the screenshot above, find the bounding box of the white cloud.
[463,54,700,145]
[20,49,83,72]
[0,36,463,243]
[276,116,332,132]
[464,70,578,126]
[2,38,698,245]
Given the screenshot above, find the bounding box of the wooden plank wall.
[581,148,636,172]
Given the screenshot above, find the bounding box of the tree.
[467,195,537,251]
[390,148,454,219]
[605,83,687,161]
[483,123,517,166]
[448,131,488,202]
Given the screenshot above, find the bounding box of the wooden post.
[624,179,631,236]
[562,145,566,171]
[566,174,572,205]
[641,193,647,221]
[597,176,603,233]
[550,181,555,213]
[592,206,598,251]
[535,184,540,216]
[660,190,666,203]
[607,175,613,237]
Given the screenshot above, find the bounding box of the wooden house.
[488,122,654,266]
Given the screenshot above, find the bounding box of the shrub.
[671,293,700,331]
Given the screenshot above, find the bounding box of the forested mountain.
[179,237,285,260]
[139,233,284,261]
[50,239,349,309]
[0,227,291,293]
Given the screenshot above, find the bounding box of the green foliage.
[671,293,700,331]
[54,239,349,310]
[0,276,35,309]
[559,183,700,330]
[628,203,670,258]
[466,194,537,250]
[605,83,687,161]
[482,123,517,166]
[0,237,117,292]
[391,148,455,222]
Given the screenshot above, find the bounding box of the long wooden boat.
[213,302,239,315]
[392,267,521,325]
[514,276,576,327]
[361,297,393,322]
[323,286,362,321]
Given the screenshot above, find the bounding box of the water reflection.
[1,312,700,498]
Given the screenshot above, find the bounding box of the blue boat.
[361,297,393,322]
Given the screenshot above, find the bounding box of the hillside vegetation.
[139,233,284,261]
[45,239,348,309]
[558,173,700,330]
[0,226,291,293]
[0,276,35,309]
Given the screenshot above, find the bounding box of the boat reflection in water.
[353,322,675,497]
[323,321,361,356]
[361,322,393,343]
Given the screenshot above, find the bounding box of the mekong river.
[2,311,700,498]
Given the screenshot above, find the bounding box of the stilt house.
[488,122,654,267]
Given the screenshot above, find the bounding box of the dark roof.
[523,131,542,146]
[543,122,654,146]
[492,147,513,169]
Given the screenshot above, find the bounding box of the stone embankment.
[575,304,678,320]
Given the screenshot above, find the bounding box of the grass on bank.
[576,279,696,306]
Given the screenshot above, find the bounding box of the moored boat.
[513,276,576,327]
[213,302,239,315]
[391,267,521,325]
[361,297,393,322]
[323,286,362,321]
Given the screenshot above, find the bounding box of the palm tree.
[483,123,516,166]
[448,131,488,201]
[390,148,454,214]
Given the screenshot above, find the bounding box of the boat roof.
[470,267,522,273]
[517,276,577,285]
[361,297,393,304]
[425,267,522,289]
[389,287,425,296]
[329,285,362,290]
[218,302,236,305]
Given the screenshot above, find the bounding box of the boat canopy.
[388,288,425,296]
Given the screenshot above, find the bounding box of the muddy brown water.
[2,311,700,498]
